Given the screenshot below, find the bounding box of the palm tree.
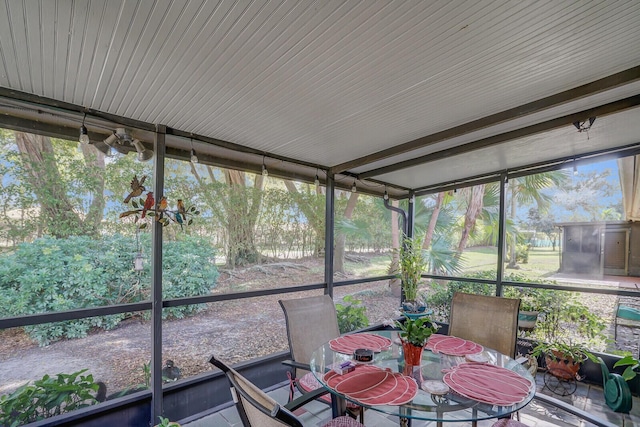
[506,172,567,268]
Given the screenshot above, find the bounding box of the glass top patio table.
[309,330,535,424]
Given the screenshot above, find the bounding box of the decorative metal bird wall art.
[119,175,199,229]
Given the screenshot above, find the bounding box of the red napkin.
[442,362,533,406]
[426,334,484,356]
[324,365,418,406]
[329,333,392,354]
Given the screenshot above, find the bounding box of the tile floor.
[184,371,640,426]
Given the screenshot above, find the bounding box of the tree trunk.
[224,169,264,267]
[334,191,359,274]
[284,180,325,257]
[507,184,518,268]
[457,185,485,253]
[422,192,445,250]
[15,132,103,237]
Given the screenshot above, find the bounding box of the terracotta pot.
[401,340,424,367]
[545,350,583,380]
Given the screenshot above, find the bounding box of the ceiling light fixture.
[351,181,357,193]
[573,117,596,133]
[262,157,268,176]
[103,132,128,154]
[79,113,89,144]
[132,139,153,162]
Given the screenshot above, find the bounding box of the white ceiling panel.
[375,106,640,190]
[1,0,640,194]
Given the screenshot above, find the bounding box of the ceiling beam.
[359,94,640,179]
[329,65,640,175]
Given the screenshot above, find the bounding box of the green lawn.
[461,246,561,280]
[343,247,561,281]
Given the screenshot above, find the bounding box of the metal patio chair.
[448,291,521,358]
[209,355,363,427]
[279,294,364,422]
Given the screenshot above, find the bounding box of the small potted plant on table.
[396,314,438,375]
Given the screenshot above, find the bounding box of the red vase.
[401,340,424,377]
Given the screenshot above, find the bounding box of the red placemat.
[324,365,418,406]
[426,334,484,356]
[329,333,392,354]
[442,362,532,406]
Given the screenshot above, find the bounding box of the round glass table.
[310,331,535,425]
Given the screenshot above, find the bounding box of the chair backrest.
[209,356,302,427]
[448,292,521,358]
[279,294,340,375]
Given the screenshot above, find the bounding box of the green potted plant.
[503,286,549,330]
[395,314,438,370]
[532,340,597,380]
[155,416,181,427]
[398,235,428,313]
[614,355,639,382]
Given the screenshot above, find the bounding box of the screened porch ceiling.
[1,0,640,199]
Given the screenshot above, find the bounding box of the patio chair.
[279,294,364,422]
[614,300,640,343]
[448,292,521,358]
[209,355,363,427]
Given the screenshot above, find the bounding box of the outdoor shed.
[558,221,640,276]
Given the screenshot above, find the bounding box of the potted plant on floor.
[532,340,597,381]
[398,235,429,315]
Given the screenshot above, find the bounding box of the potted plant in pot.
[398,235,429,315]
[503,286,549,330]
[395,314,439,374]
[532,340,597,381]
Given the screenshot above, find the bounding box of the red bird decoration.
[141,192,154,218]
[124,175,146,203]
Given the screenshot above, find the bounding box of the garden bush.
[0,234,218,345]
[336,295,369,333]
[0,369,100,426]
[425,272,607,349]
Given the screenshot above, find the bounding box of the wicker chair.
[279,294,364,422]
[448,292,521,358]
[210,355,363,427]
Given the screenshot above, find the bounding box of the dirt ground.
[0,255,636,398]
[0,255,399,397]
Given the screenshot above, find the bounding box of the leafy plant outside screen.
[0,234,218,345]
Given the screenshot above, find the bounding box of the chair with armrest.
[209,355,363,427]
[279,294,364,422]
[448,291,521,358]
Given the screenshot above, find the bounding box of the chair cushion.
[299,372,332,404]
[323,416,365,427]
[492,419,528,427]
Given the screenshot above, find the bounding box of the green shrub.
[336,295,369,333]
[0,369,99,426]
[0,234,218,345]
[425,271,495,321]
[425,272,607,349]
